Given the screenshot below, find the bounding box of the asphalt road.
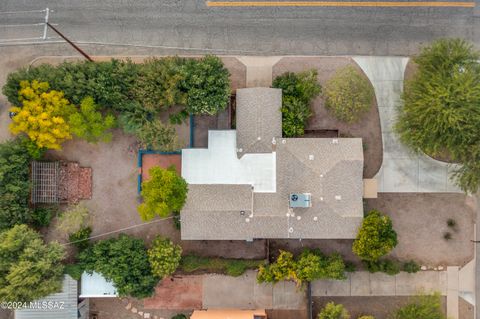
[0,0,479,56]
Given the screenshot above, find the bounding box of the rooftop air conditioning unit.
[289,193,312,208]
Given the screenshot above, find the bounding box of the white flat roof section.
[182,130,276,193]
[80,271,118,298]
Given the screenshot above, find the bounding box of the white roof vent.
[296,216,302,221]
[238,148,243,152]
[332,139,339,144]
[288,227,294,233]
[313,216,318,221]
[335,195,342,200]
[245,218,250,223]
[272,138,277,145]
[309,155,314,160]
[282,139,287,144]
[257,136,262,141]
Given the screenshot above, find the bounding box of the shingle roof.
[236,88,282,156]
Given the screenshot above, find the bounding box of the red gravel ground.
[143,276,203,310]
[141,153,182,182]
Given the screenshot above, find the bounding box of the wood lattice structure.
[31,161,59,204]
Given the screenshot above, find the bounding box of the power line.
[63,216,176,246]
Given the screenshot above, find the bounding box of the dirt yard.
[313,296,446,319]
[366,193,476,266]
[273,57,383,178]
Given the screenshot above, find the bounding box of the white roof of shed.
[79,271,118,298]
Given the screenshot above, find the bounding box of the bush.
[30,207,54,227]
[357,316,375,319]
[364,259,401,276]
[0,225,65,302]
[324,66,374,123]
[403,260,421,273]
[180,255,261,277]
[136,119,180,151]
[257,249,346,286]
[273,69,322,137]
[79,234,157,298]
[64,263,84,281]
[0,138,33,230]
[138,166,188,221]
[56,204,90,236]
[391,292,445,319]
[344,261,356,273]
[147,237,182,279]
[318,302,350,319]
[394,38,480,193]
[69,226,92,251]
[171,314,187,319]
[182,55,231,115]
[352,210,398,262]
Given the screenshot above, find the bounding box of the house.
[181,88,365,240]
[190,309,267,319]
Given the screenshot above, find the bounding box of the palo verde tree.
[147,236,182,279]
[138,166,188,221]
[352,210,398,262]
[0,224,65,302]
[395,38,480,193]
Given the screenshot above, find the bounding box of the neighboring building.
[191,309,267,319]
[15,275,86,319]
[181,88,364,241]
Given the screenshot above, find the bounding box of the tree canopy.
[138,166,188,221]
[395,38,480,192]
[318,302,350,319]
[0,225,65,302]
[352,210,398,261]
[78,234,157,298]
[147,236,182,279]
[392,293,445,319]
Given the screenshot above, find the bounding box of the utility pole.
[44,7,93,62]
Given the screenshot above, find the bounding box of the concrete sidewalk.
[353,56,461,193]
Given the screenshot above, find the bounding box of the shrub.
[171,314,187,319]
[134,57,187,111]
[273,69,322,137]
[443,232,452,240]
[0,138,33,230]
[352,210,398,262]
[394,38,480,193]
[68,97,116,143]
[447,218,457,229]
[391,292,445,319]
[56,204,90,236]
[318,302,350,319]
[30,207,54,227]
[403,260,421,273]
[182,55,231,115]
[0,225,65,302]
[147,237,182,279]
[136,119,180,151]
[9,80,76,150]
[64,263,84,281]
[344,261,356,272]
[357,316,375,319]
[324,66,374,123]
[257,249,346,286]
[364,259,400,276]
[180,255,261,276]
[138,166,188,221]
[69,226,92,251]
[79,234,157,298]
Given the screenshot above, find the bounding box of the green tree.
[79,234,157,298]
[392,293,445,319]
[273,69,321,137]
[69,96,116,143]
[182,55,231,115]
[136,119,180,151]
[318,302,350,319]
[147,236,182,279]
[357,316,375,319]
[138,166,188,221]
[324,65,374,123]
[0,138,33,230]
[0,225,65,302]
[352,210,397,261]
[395,38,480,192]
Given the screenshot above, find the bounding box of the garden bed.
[313,296,446,319]
[273,57,382,178]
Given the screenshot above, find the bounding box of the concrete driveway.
[353,56,461,193]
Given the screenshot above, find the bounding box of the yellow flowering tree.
[9,80,75,150]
